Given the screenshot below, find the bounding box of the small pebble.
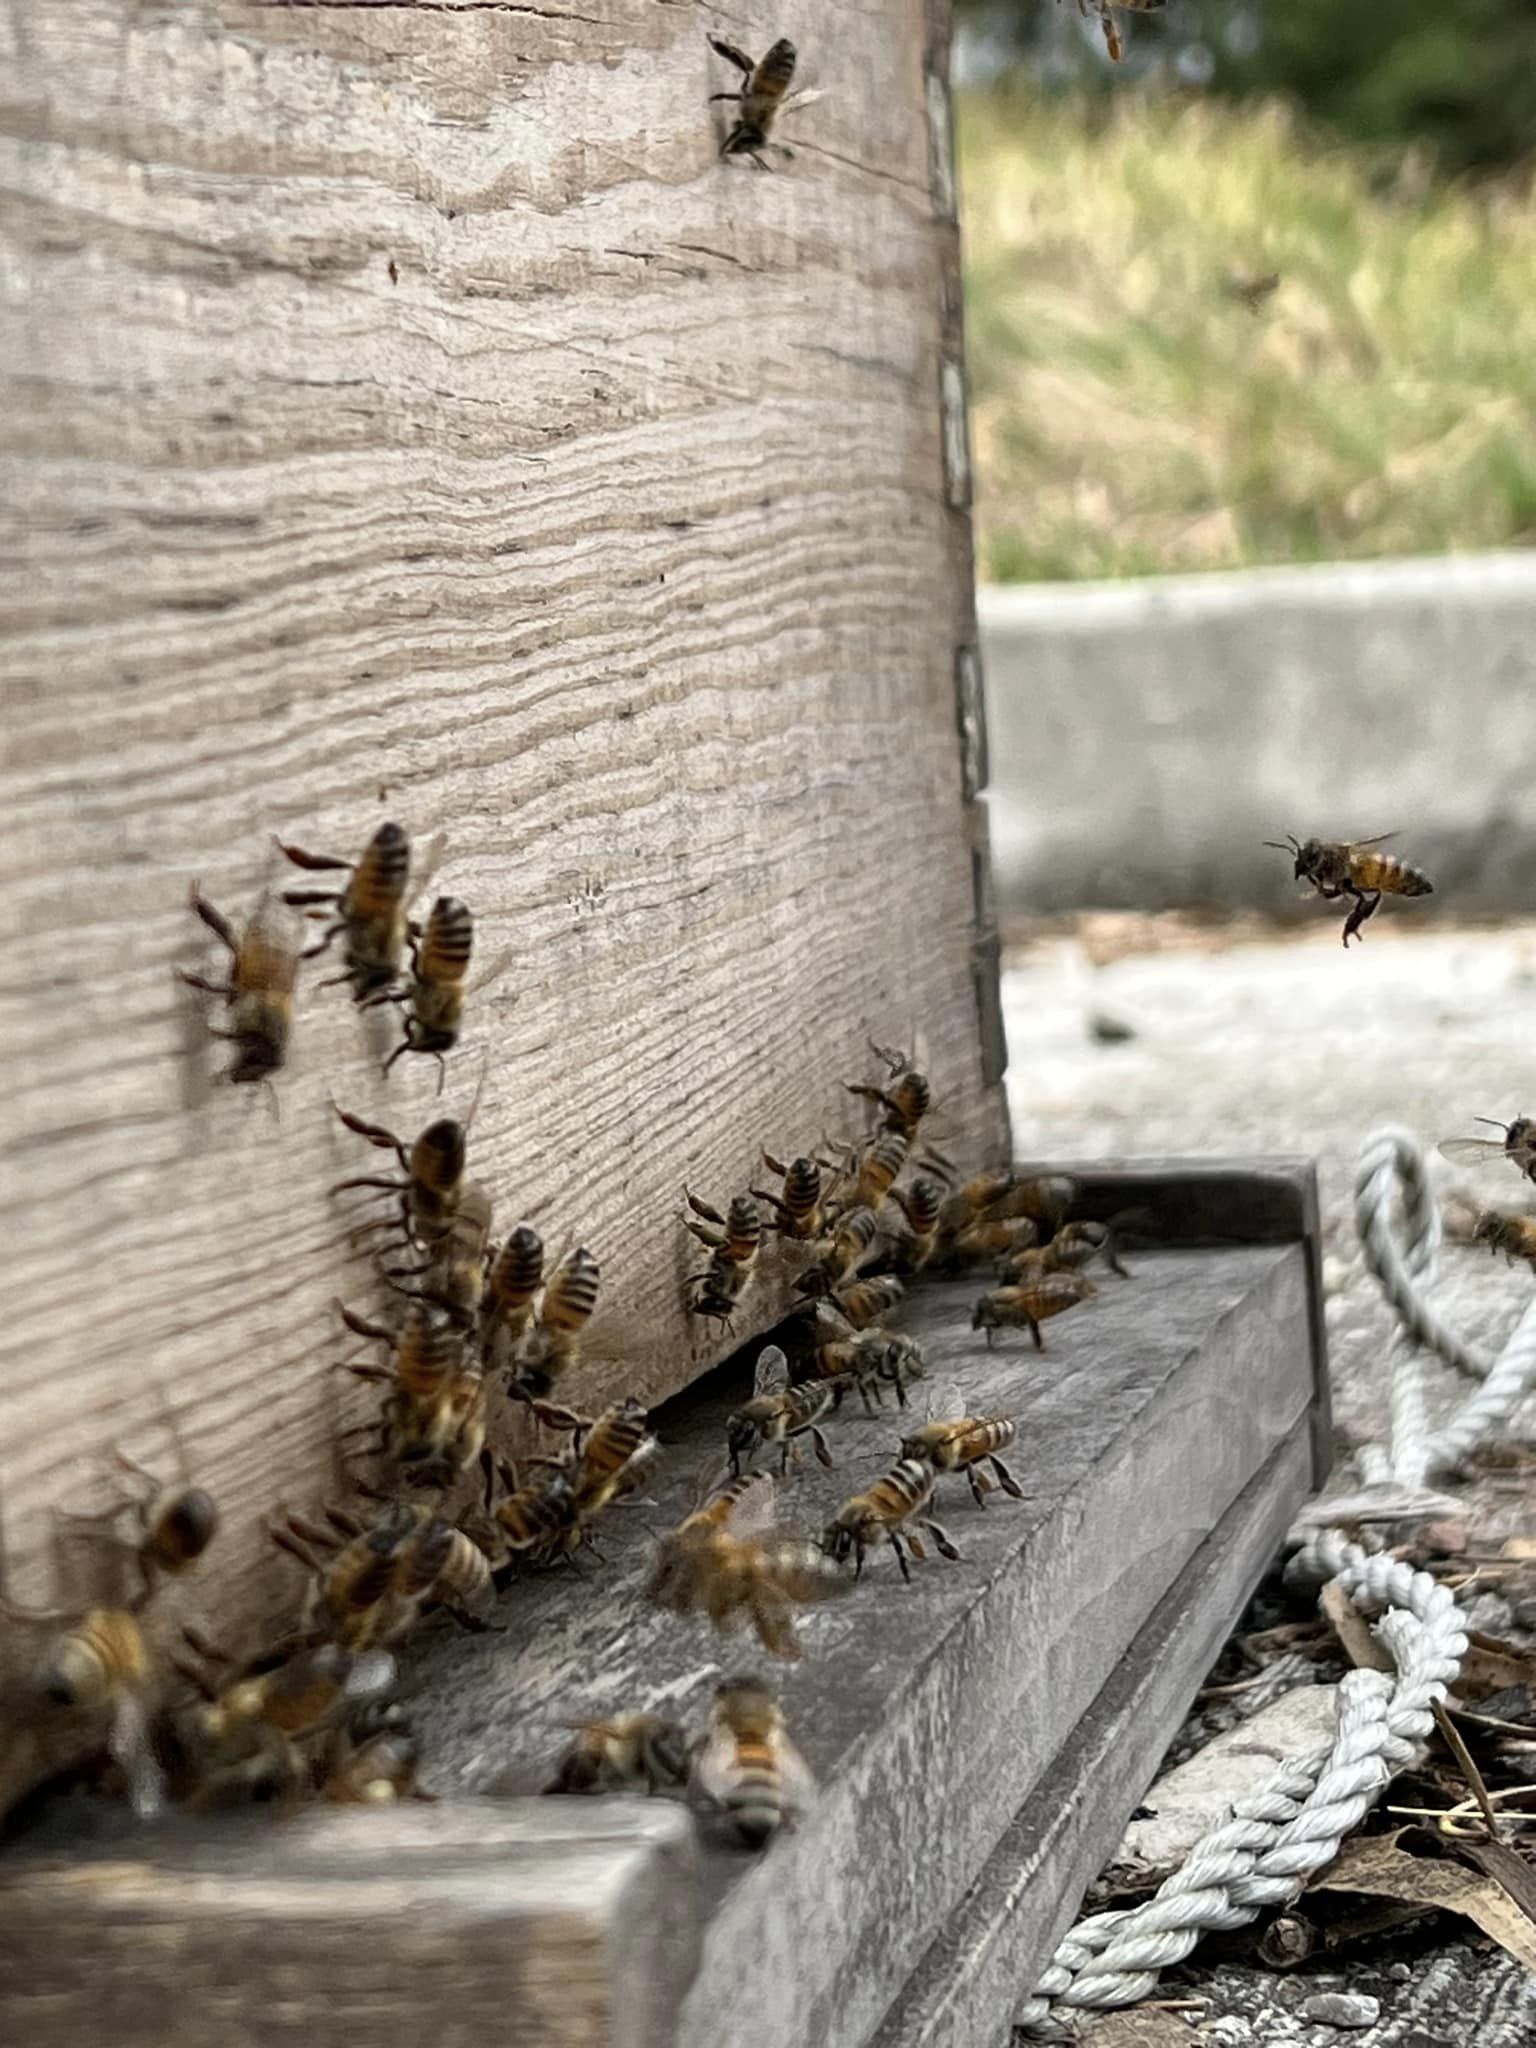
[1301,1991,1380,2029]
[1385,1961,1412,1982]
[1203,2019,1251,2044]
[1462,1591,1514,1635]
[1088,1010,1136,1044]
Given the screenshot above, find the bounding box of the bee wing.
[692,1721,739,1805]
[404,830,448,915]
[781,88,825,115]
[726,1472,779,1539]
[753,1345,791,1398]
[110,1689,166,1820]
[465,947,518,1000]
[776,1731,817,1811]
[1344,832,1398,849]
[923,1379,967,1423]
[1437,1138,1511,1166]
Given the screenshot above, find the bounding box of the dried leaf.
[1455,1631,1535,1704]
[1457,1837,1536,1926]
[1320,1580,1392,1673]
[1080,2014,1194,2048]
[1500,1537,1536,1560]
[1311,1833,1536,1973]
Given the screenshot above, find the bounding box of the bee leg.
[683,1218,726,1250]
[1341,889,1380,947]
[967,1468,989,1508]
[432,1052,448,1097]
[809,1427,834,1469]
[336,1301,393,1343]
[922,1519,962,1563]
[990,1457,1025,1501]
[188,890,239,954]
[178,971,235,1000]
[892,1530,919,1575]
[707,91,743,102]
[1028,1316,1044,1352]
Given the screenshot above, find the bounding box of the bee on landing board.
[480,1224,545,1377]
[900,1383,1025,1510]
[544,1713,690,1797]
[1470,1209,1536,1272]
[276,821,413,1002]
[694,1674,814,1849]
[1438,1117,1536,1189]
[998,1219,1130,1286]
[972,1273,1097,1350]
[707,35,820,171]
[179,885,301,1086]
[1265,833,1433,946]
[726,1344,838,1478]
[820,1456,962,1583]
[337,1299,487,1494]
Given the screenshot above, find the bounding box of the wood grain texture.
[0,0,1006,1657]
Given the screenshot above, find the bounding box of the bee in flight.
[53,1449,220,1611]
[3,1606,166,1817]
[707,35,820,171]
[694,1673,814,1849]
[544,1712,690,1797]
[1438,1116,1536,1188]
[1069,0,1166,65]
[648,1468,849,1660]
[1470,1208,1536,1272]
[1264,832,1433,946]
[179,885,301,1085]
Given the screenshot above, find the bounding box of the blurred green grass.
[960,89,1536,582]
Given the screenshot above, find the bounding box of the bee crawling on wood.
[900,1383,1024,1510]
[820,1457,962,1583]
[844,1037,953,1179]
[727,1344,838,1478]
[683,1188,762,1330]
[707,35,820,171]
[544,1712,691,1798]
[179,884,301,1086]
[51,1449,220,1612]
[751,1152,826,1242]
[972,1273,1097,1350]
[276,820,414,1002]
[507,1242,601,1400]
[998,1219,1129,1286]
[1438,1116,1536,1189]
[1265,832,1433,947]
[337,1299,487,1495]
[1470,1208,1536,1272]
[694,1674,814,1849]
[322,1697,433,1806]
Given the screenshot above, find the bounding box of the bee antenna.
[1473,1116,1513,1134]
[1261,838,1299,854]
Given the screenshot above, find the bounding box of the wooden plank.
[0,1231,1323,2047]
[0,0,1005,1646]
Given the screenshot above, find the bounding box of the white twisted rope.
[1017,1124,1536,2034]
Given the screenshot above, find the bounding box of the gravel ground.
[998,916,1536,2045]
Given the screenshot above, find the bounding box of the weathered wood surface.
[0,0,1002,1644]
[0,1233,1324,2047]
[0,1801,702,2048]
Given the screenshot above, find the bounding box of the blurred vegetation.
[961,89,1536,582]
[960,1,1536,176]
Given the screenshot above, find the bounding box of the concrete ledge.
[978,553,1536,913]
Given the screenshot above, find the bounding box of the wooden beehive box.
[0,0,1002,1643]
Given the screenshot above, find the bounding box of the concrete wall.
[979,553,1536,914]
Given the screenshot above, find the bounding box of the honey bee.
[727,1345,838,1477]
[323,1723,429,1804]
[685,1190,762,1329]
[180,1637,395,1805]
[707,35,817,170]
[380,895,475,1086]
[821,1457,961,1582]
[24,1608,164,1816]
[901,1384,1024,1509]
[1265,832,1434,946]
[827,1274,906,1331]
[935,1172,1077,1261]
[1070,0,1166,64]
[1438,1117,1536,1188]
[795,1204,881,1298]
[511,1243,601,1398]
[179,885,300,1085]
[972,1274,1098,1350]
[819,1329,926,1414]
[999,1219,1128,1285]
[647,1470,849,1660]
[330,1096,477,1254]
[829,1131,910,1219]
[751,1153,825,1241]
[1471,1209,1536,1271]
[52,1449,219,1611]
[384,1179,494,1329]
[885,1177,945,1277]
[276,820,412,1001]
[562,1398,662,1516]
[271,1500,489,1648]
[695,1674,814,1849]
[544,1712,690,1797]
[846,1039,953,1177]
[339,1301,486,1492]
[480,1224,545,1374]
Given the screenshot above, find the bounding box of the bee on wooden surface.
[901,1383,1024,1509]
[935,1172,1077,1262]
[276,820,412,1002]
[707,35,818,171]
[941,1213,1042,1272]
[827,1274,906,1331]
[380,895,475,1087]
[820,1457,961,1583]
[1471,1209,1536,1271]
[330,1094,477,1254]
[647,1470,849,1661]
[392,1509,495,1626]
[695,1674,814,1849]
[1438,1116,1536,1188]
[19,1607,164,1817]
[179,1637,395,1805]
[179,885,300,1086]
[685,1189,762,1330]
[561,1397,662,1517]
[511,1243,601,1398]
[818,1329,926,1414]
[884,1177,945,1277]
[480,1224,545,1375]
[972,1274,1098,1350]
[1265,832,1434,946]
[544,1712,690,1798]
[271,1500,487,1648]
[828,1131,910,1220]
[846,1039,953,1177]
[53,1449,220,1612]
[727,1345,838,1478]
[794,1204,881,1298]
[488,1459,587,1566]
[339,1301,486,1493]
[323,1724,430,1804]
[751,1153,826,1241]
[385,1179,494,1329]
[999,1219,1129,1286]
